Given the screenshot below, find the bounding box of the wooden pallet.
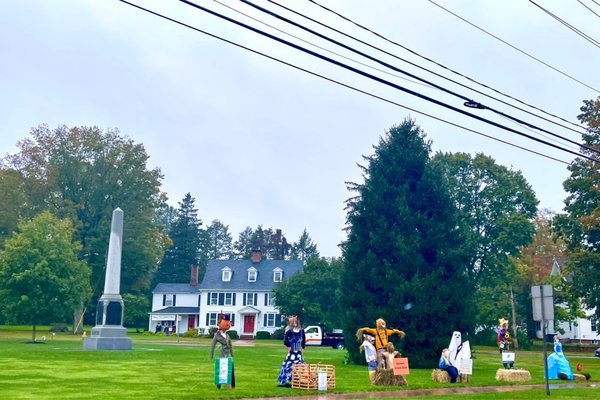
[291,364,336,390]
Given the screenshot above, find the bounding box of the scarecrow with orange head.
[210,313,235,389]
[356,318,406,369]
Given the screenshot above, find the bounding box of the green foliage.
[202,219,233,260]
[0,212,92,340]
[290,228,319,261]
[553,97,600,319]
[227,330,239,340]
[183,329,199,337]
[341,120,474,368]
[0,169,29,248]
[1,125,167,307]
[122,293,151,330]
[271,327,285,340]
[255,331,270,340]
[154,193,203,285]
[274,257,343,328]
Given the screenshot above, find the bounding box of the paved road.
[240,382,598,399]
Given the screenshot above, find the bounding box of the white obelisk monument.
[84,208,132,350]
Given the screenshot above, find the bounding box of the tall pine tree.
[154,193,202,284]
[341,120,473,367]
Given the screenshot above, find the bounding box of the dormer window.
[248,267,257,282]
[273,267,283,282]
[222,267,232,282]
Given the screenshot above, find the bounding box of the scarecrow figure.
[356,318,405,369]
[277,315,306,387]
[210,313,235,389]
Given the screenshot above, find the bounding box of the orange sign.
[393,357,410,375]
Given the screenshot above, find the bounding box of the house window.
[222,267,232,282]
[273,268,283,282]
[209,292,218,306]
[163,294,176,307]
[264,293,275,306]
[206,312,235,327]
[248,267,257,282]
[244,292,258,306]
[219,292,235,306]
[263,313,281,327]
[591,317,597,332]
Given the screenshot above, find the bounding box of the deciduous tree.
[0,212,91,341]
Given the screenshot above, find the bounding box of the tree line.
[1,96,599,355]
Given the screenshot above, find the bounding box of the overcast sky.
[1,0,599,258]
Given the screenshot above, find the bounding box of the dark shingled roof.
[199,259,304,291]
[150,306,199,314]
[153,283,200,294]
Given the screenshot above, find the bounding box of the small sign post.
[532,285,553,396]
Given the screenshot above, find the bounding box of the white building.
[198,250,303,338]
[148,251,304,337]
[535,259,599,344]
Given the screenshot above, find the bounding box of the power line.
[529,0,600,48]
[577,0,600,19]
[212,0,432,89]
[235,0,600,157]
[117,0,578,164]
[305,0,588,133]
[428,0,600,94]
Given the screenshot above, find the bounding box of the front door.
[188,316,195,331]
[243,315,255,334]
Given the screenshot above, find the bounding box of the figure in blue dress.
[546,335,573,380]
[277,316,306,387]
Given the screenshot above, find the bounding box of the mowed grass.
[0,327,598,399]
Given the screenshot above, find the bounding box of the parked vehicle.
[304,324,345,349]
[595,347,600,357]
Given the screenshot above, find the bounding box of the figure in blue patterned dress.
[546,335,573,380]
[277,316,306,387]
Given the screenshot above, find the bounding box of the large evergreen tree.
[202,219,233,260]
[341,120,472,367]
[154,193,203,284]
[290,229,319,261]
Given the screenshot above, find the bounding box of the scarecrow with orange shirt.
[356,318,406,369]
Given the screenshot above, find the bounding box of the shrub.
[183,329,199,338]
[206,327,218,338]
[255,331,270,340]
[271,327,285,340]
[228,330,239,340]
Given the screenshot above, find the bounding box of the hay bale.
[495,368,531,382]
[573,373,587,381]
[432,369,450,383]
[372,369,408,386]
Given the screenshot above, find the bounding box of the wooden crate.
[291,364,336,390]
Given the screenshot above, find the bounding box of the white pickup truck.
[304,324,345,349]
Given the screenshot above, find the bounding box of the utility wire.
[117,0,570,165]
[235,0,600,157]
[305,0,588,133]
[529,0,600,48]
[577,0,600,19]
[213,0,431,89]
[428,0,600,93]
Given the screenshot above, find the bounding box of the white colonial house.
[535,259,599,344]
[148,251,303,337]
[198,250,303,338]
[148,265,201,334]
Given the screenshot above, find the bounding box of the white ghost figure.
[448,331,471,370]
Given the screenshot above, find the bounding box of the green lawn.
[0,327,598,399]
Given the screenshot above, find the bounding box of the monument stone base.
[83,326,132,350]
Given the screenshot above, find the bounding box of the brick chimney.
[190,264,199,286]
[251,250,263,264]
